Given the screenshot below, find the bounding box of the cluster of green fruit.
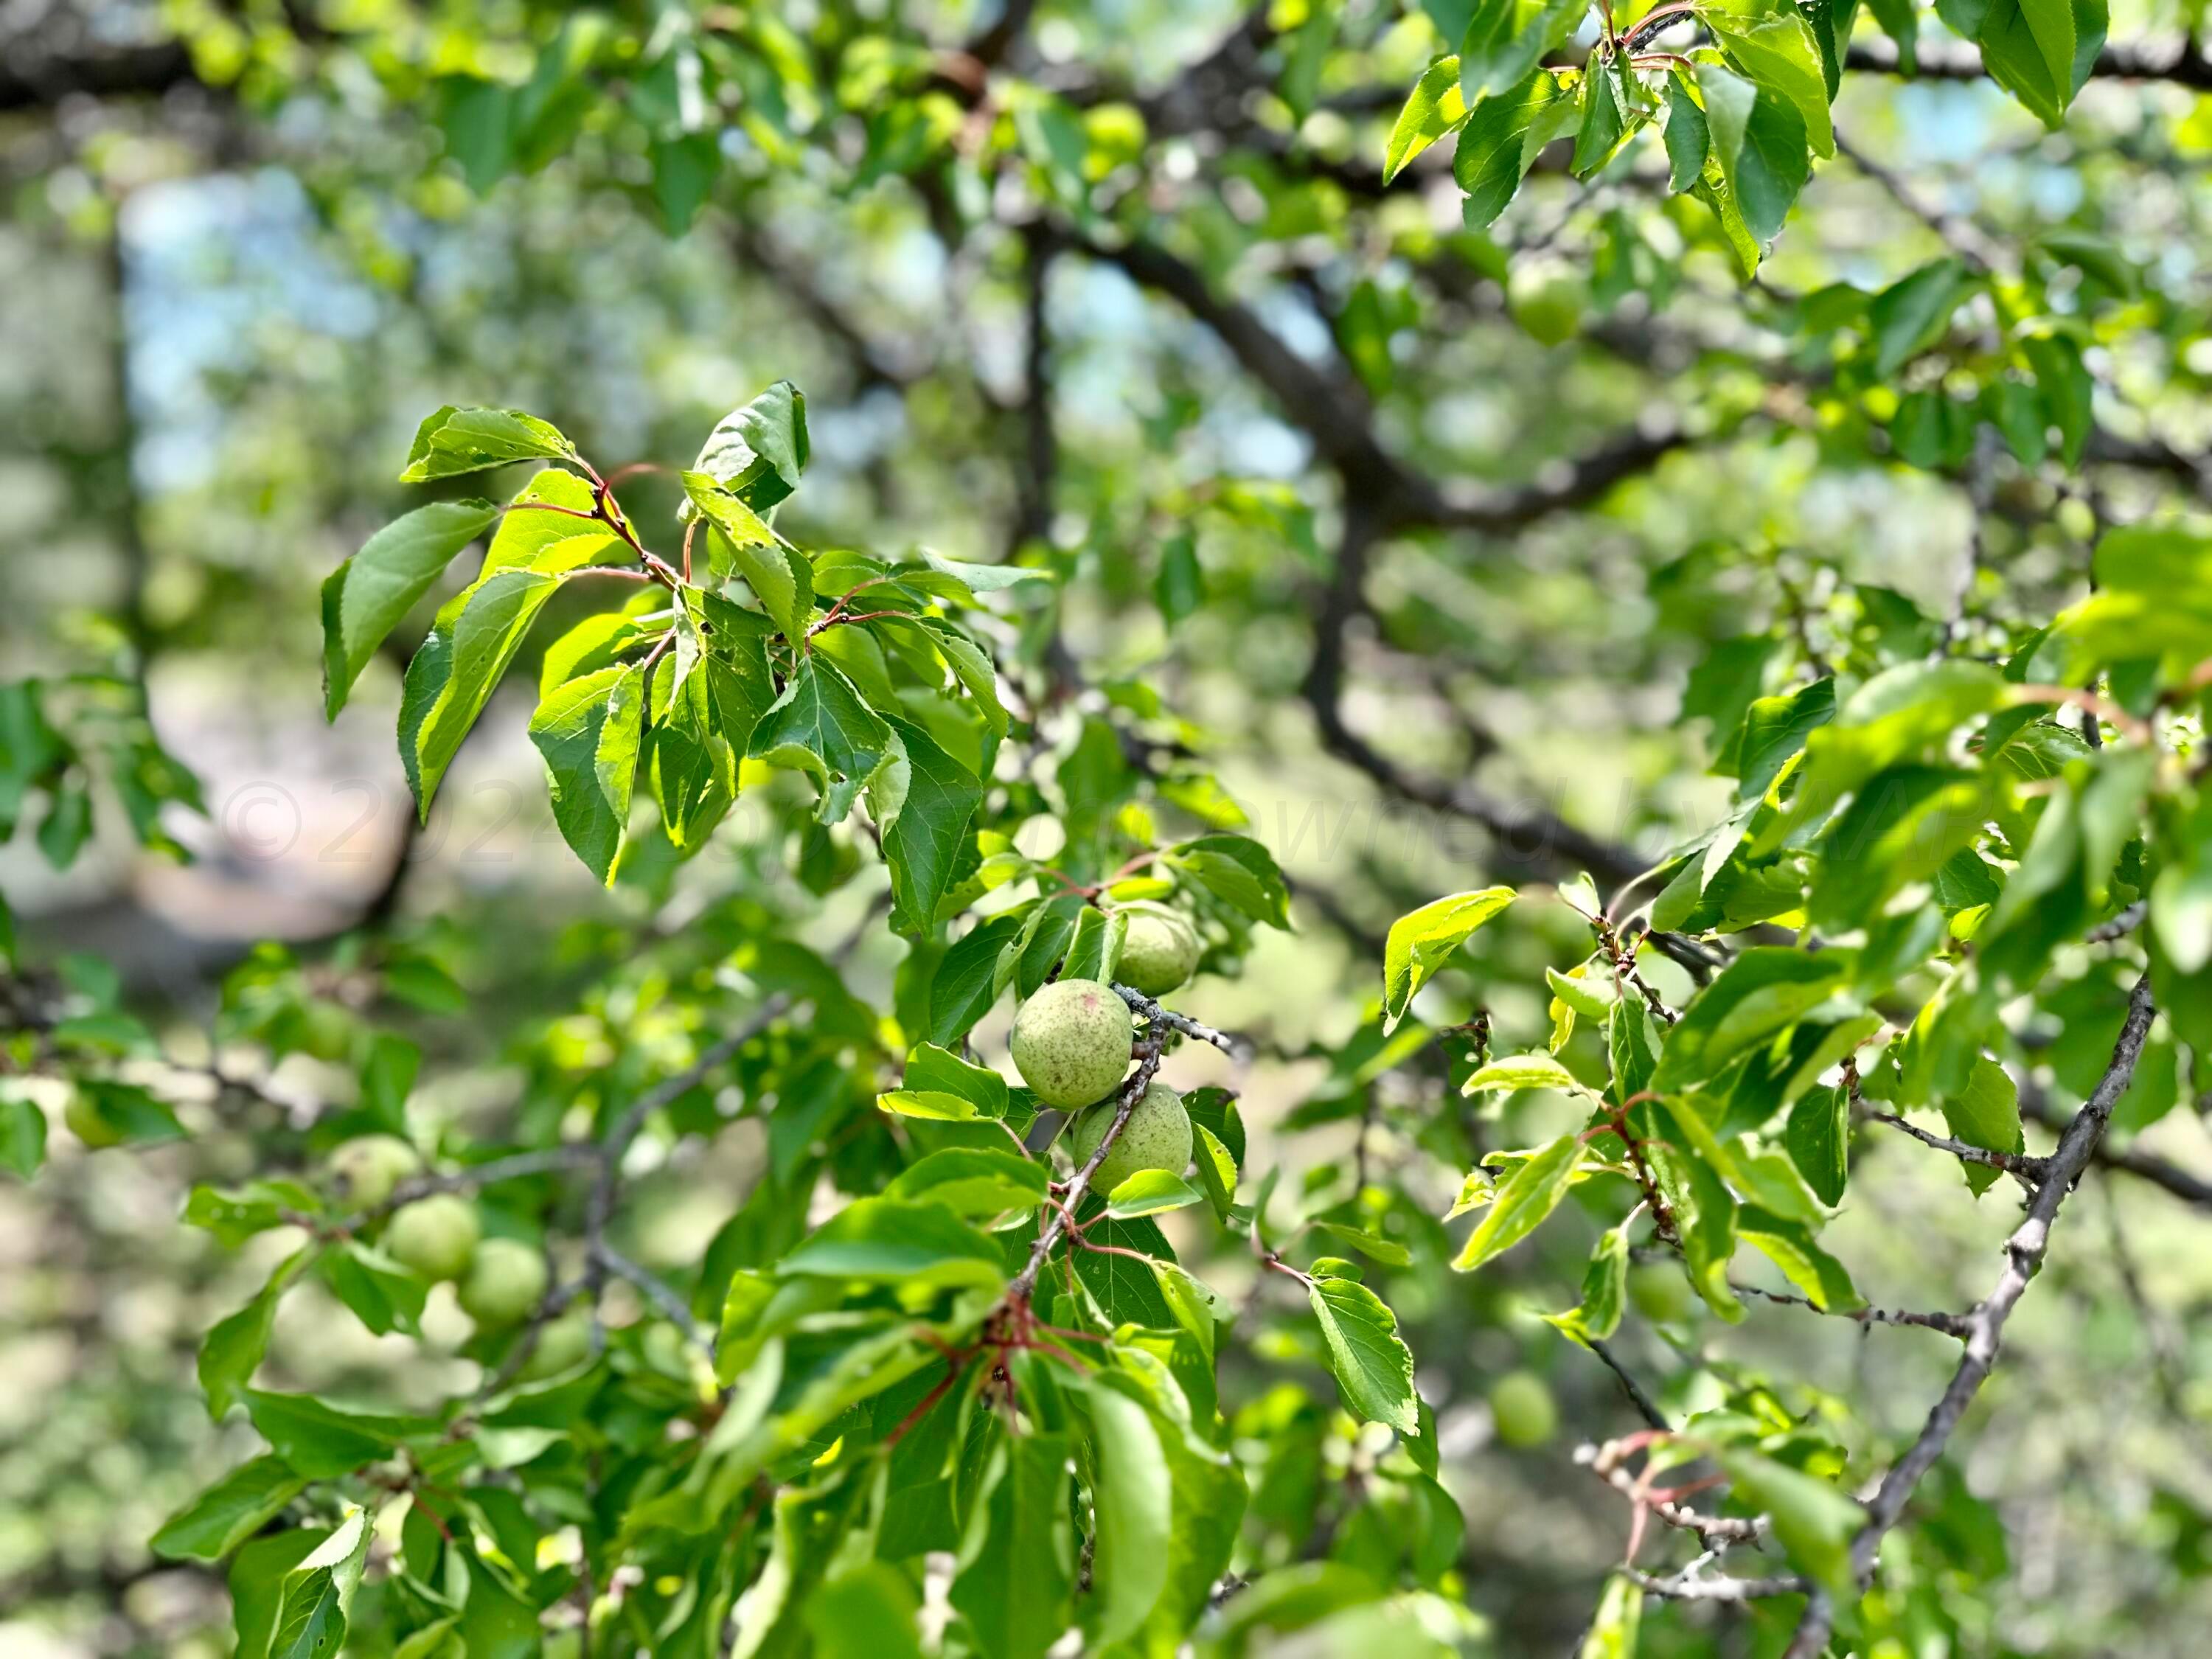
[1008,905,1201,1193]
[328,1136,591,1377]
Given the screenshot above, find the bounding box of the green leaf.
[1810,765,1989,929]
[1785,1084,1851,1206]
[1307,1221,1412,1265]
[877,1088,984,1120]
[901,1043,1012,1116]
[151,1455,308,1562]
[1764,661,2008,848]
[1461,1051,1581,1096]
[1074,1208,1180,1329]
[1451,1132,1578,1270]
[1868,259,1973,378]
[689,380,810,512]
[931,913,1023,1046]
[748,655,895,825]
[1544,1223,1630,1345]
[2023,332,2093,465]
[318,1242,431,1338]
[1580,1574,1644,1659]
[1705,0,1835,156]
[243,1389,427,1480]
[201,1249,313,1419]
[1976,0,2101,127]
[911,616,1009,737]
[886,1147,1046,1214]
[0,1091,45,1178]
[2053,524,2212,684]
[651,131,721,233]
[358,1034,419,1135]
[880,717,984,938]
[1646,1139,1743,1319]
[1690,154,1767,278]
[398,406,576,482]
[1740,1206,1862,1310]
[1609,1000,1664,1105]
[1721,675,1835,799]
[1459,0,1584,102]
[951,1432,1075,1659]
[1718,1450,1864,1599]
[1382,886,1514,1030]
[684,470,815,644]
[917,546,1054,594]
[1940,1054,2024,1197]
[1571,57,1636,178]
[267,1506,372,1659]
[1663,72,1709,192]
[809,1562,930,1658]
[483,467,619,576]
[319,501,500,720]
[779,1197,1006,1292]
[1307,1276,1420,1433]
[1083,1376,1173,1646]
[1385,57,1470,181]
[229,1530,327,1659]
[400,566,573,818]
[529,663,645,884]
[183,1181,317,1248]
[1165,834,1292,929]
[1698,63,1809,245]
[1103,1169,1206,1218]
[1455,69,1577,227]
[72,1078,187,1145]
[1652,948,1854,1091]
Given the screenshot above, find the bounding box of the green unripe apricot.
[459,1237,549,1326]
[1627,1261,1696,1325]
[1117,907,1200,997]
[384,1194,481,1282]
[327,1135,420,1211]
[522,1304,595,1380]
[64,1093,122,1150]
[1009,978,1133,1110]
[1489,1369,1559,1449]
[1068,1081,1192,1195]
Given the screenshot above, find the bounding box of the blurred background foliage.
[5,0,2212,1654]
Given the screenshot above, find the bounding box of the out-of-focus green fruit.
[299,1000,355,1062]
[459,1237,549,1325]
[327,1135,419,1211]
[384,1194,481,1282]
[1009,978,1133,1109]
[1068,1081,1192,1195]
[1489,1369,1559,1449]
[1118,908,1200,996]
[1507,262,1587,347]
[1628,1261,1696,1324]
[522,1304,595,1380]
[64,1093,122,1149]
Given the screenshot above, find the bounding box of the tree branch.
[1782,975,2157,1656]
[1846,34,2212,91]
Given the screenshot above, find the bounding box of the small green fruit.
[1489,1369,1559,1449]
[64,1093,122,1149]
[1009,978,1133,1110]
[384,1194,481,1282]
[522,1305,595,1380]
[1628,1261,1695,1325]
[459,1237,549,1326]
[327,1135,420,1211]
[1068,1081,1192,1195]
[1117,908,1200,997]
